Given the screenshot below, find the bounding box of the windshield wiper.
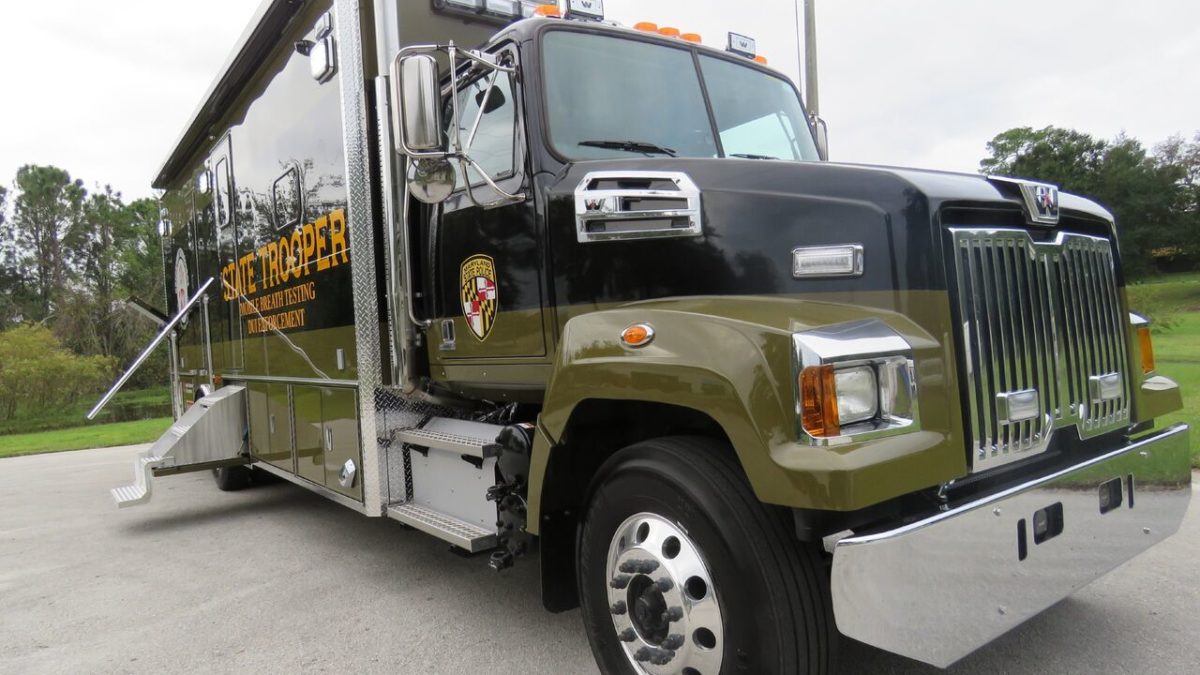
[730,153,780,160]
[579,139,677,157]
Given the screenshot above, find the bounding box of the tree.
[53,191,167,387]
[10,165,87,319]
[0,324,113,421]
[980,126,1189,277]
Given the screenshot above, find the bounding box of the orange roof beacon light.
[658,26,681,38]
[754,55,769,65]
[681,32,703,43]
[633,21,659,32]
[533,3,562,17]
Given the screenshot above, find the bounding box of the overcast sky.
[2,0,1198,202]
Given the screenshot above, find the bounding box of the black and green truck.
[94,1,1193,673]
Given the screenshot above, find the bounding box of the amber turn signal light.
[800,366,840,438]
[621,323,655,348]
[1138,325,1155,374]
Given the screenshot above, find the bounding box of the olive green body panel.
[526,291,968,528]
[294,386,326,485]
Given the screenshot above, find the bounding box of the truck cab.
[98,2,1191,674]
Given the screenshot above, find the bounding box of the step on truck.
[93,1,1193,673]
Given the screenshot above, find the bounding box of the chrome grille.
[950,228,1131,472]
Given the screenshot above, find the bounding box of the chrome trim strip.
[252,461,370,513]
[223,374,358,388]
[832,423,1192,668]
[335,0,386,516]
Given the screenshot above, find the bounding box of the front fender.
[527,295,967,528]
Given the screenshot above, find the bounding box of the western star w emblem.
[460,255,499,341]
[1018,180,1061,226]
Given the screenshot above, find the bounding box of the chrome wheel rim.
[605,512,724,675]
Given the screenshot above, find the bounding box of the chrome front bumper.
[830,424,1192,668]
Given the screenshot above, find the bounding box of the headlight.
[834,366,878,425]
[793,320,920,445]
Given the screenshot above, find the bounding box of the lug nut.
[654,577,674,592]
[610,601,627,616]
[618,628,637,642]
[665,606,683,622]
[610,574,632,589]
[662,634,684,650]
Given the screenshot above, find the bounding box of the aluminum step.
[111,455,165,508]
[109,385,247,508]
[395,419,503,458]
[387,503,497,553]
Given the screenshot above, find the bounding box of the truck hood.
[544,157,1119,301]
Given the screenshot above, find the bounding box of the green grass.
[1128,272,1200,469]
[1144,315,1200,470]
[0,417,172,459]
[0,386,171,436]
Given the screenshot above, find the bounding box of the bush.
[0,324,115,420]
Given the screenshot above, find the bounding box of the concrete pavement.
[1,445,1197,674]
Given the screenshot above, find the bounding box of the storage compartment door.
[321,388,362,501]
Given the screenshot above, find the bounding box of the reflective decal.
[460,254,498,341]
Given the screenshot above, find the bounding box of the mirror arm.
[457,155,525,210]
[464,68,502,152]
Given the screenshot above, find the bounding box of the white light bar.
[561,0,604,21]
[728,32,757,58]
[792,245,864,278]
[484,0,519,16]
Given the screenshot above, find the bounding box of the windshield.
[542,30,820,162]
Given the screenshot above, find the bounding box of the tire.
[578,437,835,675]
[212,465,254,491]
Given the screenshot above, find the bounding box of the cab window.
[445,70,517,189]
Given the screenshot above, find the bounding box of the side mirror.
[811,116,829,161]
[392,54,444,154]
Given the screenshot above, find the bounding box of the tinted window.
[272,167,301,230]
[215,158,232,229]
[446,70,517,188]
[543,31,718,160]
[699,55,819,161]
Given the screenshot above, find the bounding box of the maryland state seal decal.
[460,254,499,341]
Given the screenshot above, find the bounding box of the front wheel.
[578,437,835,675]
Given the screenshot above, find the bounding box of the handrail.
[86,277,215,421]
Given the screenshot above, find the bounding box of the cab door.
[434,47,545,359]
